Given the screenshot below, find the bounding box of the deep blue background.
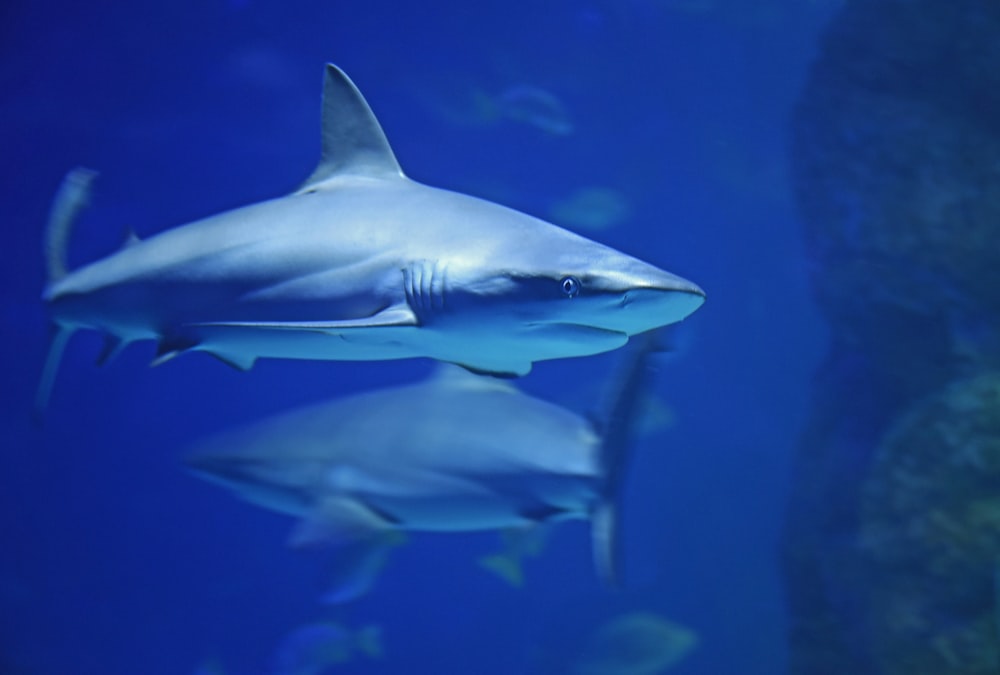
[1,1,835,672]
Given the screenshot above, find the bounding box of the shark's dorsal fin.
[295,64,404,194]
[121,227,141,249]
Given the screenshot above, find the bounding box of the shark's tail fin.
[591,330,663,587]
[35,169,96,421]
[45,167,97,283]
[34,326,75,422]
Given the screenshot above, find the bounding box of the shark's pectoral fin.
[453,360,532,379]
[288,497,394,550]
[320,531,407,605]
[191,304,418,334]
[287,497,403,604]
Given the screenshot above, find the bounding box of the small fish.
[574,612,698,675]
[186,335,663,601]
[189,658,226,675]
[272,622,382,675]
[478,526,549,588]
[496,84,574,135]
[37,64,704,416]
[549,187,632,232]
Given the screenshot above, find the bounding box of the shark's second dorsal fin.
[295,64,404,194]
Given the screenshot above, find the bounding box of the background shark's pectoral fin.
[453,360,532,379]
[288,497,394,550]
[320,531,407,605]
[287,497,404,604]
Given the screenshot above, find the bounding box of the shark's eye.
[560,276,580,298]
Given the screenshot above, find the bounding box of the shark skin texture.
[37,64,704,413]
[185,334,660,602]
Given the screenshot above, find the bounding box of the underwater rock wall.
[784,0,1000,673]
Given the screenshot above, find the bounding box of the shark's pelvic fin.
[204,350,256,372]
[295,63,405,194]
[150,335,199,367]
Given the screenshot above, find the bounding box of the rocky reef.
[783,0,1000,672]
[862,374,1000,674]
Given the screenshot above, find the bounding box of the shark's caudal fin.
[591,331,663,587]
[33,326,74,422]
[35,168,98,420]
[45,168,97,283]
[295,63,404,194]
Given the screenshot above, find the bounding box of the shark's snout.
[587,261,705,335]
[622,284,705,332]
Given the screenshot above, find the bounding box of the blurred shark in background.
[185,334,662,602]
[37,63,704,414]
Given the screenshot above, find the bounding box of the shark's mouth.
[527,321,629,338]
[523,322,631,356]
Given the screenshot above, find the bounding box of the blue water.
[1,1,835,673]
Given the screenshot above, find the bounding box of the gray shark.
[185,335,659,602]
[38,63,704,412]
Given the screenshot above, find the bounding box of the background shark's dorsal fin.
[295,63,404,194]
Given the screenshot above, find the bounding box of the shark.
[185,334,660,602]
[38,63,704,413]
